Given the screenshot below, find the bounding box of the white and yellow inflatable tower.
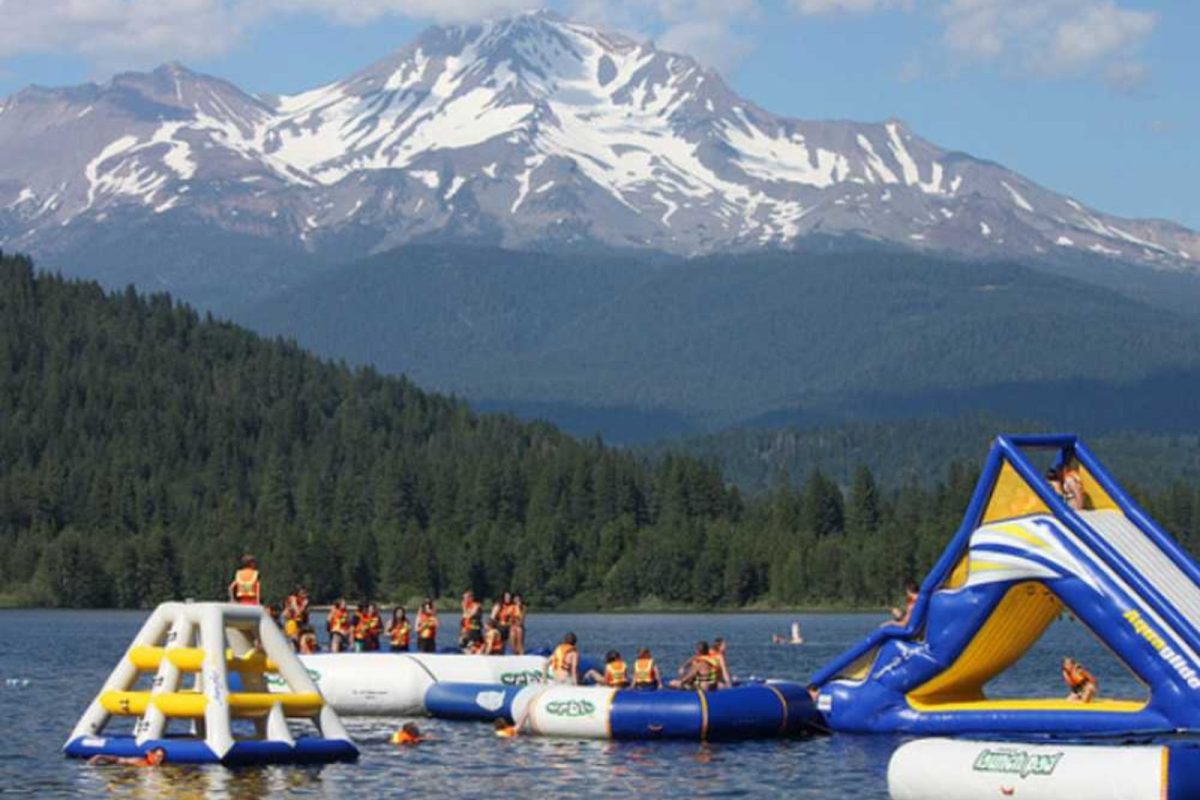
[64,601,357,764]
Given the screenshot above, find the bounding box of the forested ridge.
[4,253,1200,610]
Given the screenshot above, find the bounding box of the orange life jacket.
[633,657,657,687]
[550,643,576,673]
[1065,664,1096,691]
[391,729,421,745]
[461,601,482,632]
[355,613,380,641]
[509,604,525,625]
[391,620,411,648]
[605,659,628,687]
[329,607,351,636]
[692,654,721,690]
[417,611,438,639]
[484,629,504,655]
[495,725,518,738]
[234,568,259,603]
[497,603,515,626]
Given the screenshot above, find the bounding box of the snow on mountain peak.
[0,12,1196,269]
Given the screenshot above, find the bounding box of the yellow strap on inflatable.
[100,690,322,718]
[127,646,278,673]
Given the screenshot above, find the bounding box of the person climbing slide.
[1063,657,1098,703]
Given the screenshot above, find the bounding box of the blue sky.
[1,0,1194,228]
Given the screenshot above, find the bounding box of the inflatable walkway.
[282,652,558,716]
[64,602,357,765]
[423,681,824,741]
[811,434,1200,736]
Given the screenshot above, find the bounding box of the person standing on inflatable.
[416,598,438,653]
[509,593,527,655]
[228,555,260,605]
[327,599,352,652]
[546,632,579,684]
[389,606,412,652]
[460,590,484,651]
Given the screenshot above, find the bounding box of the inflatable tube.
[425,681,825,741]
[62,734,358,765]
[888,738,1200,800]
[283,653,559,715]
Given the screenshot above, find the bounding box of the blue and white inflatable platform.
[811,434,1200,737]
[425,681,824,740]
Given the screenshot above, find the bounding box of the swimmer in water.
[88,747,166,767]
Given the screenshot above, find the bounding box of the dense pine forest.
[3,252,1200,610]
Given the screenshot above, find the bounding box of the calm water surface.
[0,609,1139,798]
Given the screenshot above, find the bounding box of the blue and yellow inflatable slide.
[812,434,1200,736]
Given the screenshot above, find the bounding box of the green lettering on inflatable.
[972,748,1063,779]
[264,668,321,688]
[500,670,546,686]
[545,699,597,718]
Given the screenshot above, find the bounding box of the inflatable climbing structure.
[64,601,358,764]
[811,434,1200,735]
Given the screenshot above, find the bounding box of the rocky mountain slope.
[2,9,1196,291]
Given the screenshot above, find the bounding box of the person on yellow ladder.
[227,555,260,605]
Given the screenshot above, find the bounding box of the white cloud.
[788,0,909,14]
[940,0,1156,80]
[0,0,540,69]
[568,0,759,71]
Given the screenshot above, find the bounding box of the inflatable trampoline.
[889,738,1200,800]
[280,652,593,716]
[424,681,825,740]
[63,602,357,765]
[811,434,1200,736]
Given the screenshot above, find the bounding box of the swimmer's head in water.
[146,747,166,766]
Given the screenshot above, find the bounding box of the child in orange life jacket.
[493,718,519,738]
[88,746,167,767]
[546,632,579,684]
[416,598,438,654]
[632,648,662,690]
[298,627,320,654]
[584,650,629,687]
[228,554,260,605]
[671,641,723,692]
[477,618,505,655]
[1063,657,1098,703]
[390,722,424,746]
[327,599,352,653]
[389,606,412,652]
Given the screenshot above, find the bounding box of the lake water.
[0,609,1142,798]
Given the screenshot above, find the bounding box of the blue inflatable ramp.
[811,434,1200,736]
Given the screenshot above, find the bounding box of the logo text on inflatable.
[545,699,596,718]
[1123,609,1200,689]
[972,748,1063,779]
[501,670,546,686]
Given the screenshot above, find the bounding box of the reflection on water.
[0,609,1132,798]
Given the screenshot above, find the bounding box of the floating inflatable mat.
[425,681,824,741]
[888,738,1200,800]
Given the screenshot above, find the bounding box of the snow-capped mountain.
[1,10,1196,272]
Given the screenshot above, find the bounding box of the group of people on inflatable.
[226,556,532,657]
[544,633,733,692]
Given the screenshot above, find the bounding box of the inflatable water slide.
[811,434,1200,736]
